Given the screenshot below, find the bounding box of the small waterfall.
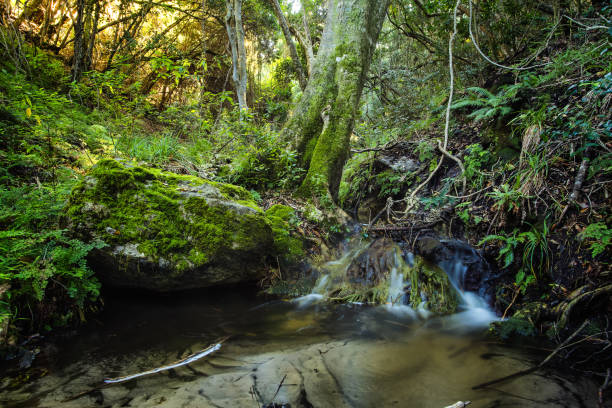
[437,243,498,328]
[384,252,417,318]
[386,252,404,305]
[295,237,497,328]
[293,239,369,308]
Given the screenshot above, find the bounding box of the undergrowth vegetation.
[0,0,610,382]
[0,29,305,345]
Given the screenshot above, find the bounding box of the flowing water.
[0,240,598,408]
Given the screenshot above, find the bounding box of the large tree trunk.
[225,0,248,112]
[268,0,307,90]
[282,0,389,200]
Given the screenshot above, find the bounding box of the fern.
[579,223,612,257]
[466,86,496,99]
[452,84,523,122]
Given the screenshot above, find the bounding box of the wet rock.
[346,238,398,285]
[405,257,459,315]
[356,197,384,224]
[512,301,551,324]
[415,236,491,294]
[66,159,297,291]
[334,238,458,314]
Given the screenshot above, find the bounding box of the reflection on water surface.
[0,288,597,408]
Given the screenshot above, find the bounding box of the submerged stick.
[472,321,589,390]
[104,337,228,384]
[63,336,230,402]
[444,402,471,408]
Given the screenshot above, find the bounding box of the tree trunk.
[84,0,102,72]
[72,0,86,82]
[268,0,307,90]
[301,6,314,77]
[282,0,389,199]
[225,0,248,112]
[199,0,208,108]
[105,2,152,71]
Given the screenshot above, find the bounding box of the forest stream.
[1,1,610,407]
[0,239,599,408]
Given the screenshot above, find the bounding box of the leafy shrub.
[225,131,304,191]
[376,170,404,197]
[480,221,551,280]
[0,181,105,333]
[463,143,492,187]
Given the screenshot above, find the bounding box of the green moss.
[265,204,304,262]
[217,183,253,201]
[266,204,295,220]
[328,280,390,304]
[407,257,458,315]
[67,159,276,273]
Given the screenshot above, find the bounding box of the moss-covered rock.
[321,238,458,314]
[66,159,292,291]
[406,257,458,315]
[265,205,304,262]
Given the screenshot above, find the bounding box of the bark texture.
[282,0,390,199]
[71,0,86,82]
[225,0,248,112]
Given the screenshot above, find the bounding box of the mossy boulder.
[406,257,459,315]
[66,159,295,291]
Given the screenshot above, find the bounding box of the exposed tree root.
[556,284,612,329]
[402,0,465,216]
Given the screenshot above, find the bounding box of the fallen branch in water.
[472,320,589,390]
[63,336,229,402]
[104,336,229,384]
[444,402,471,408]
[269,374,287,403]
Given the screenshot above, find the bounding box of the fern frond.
[451,99,487,110]
[466,86,496,99]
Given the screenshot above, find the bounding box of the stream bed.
[0,286,598,408]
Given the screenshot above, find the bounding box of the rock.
[406,257,458,315]
[356,196,385,224]
[338,238,458,314]
[66,159,298,291]
[415,236,490,295]
[376,155,419,173]
[346,237,398,285]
